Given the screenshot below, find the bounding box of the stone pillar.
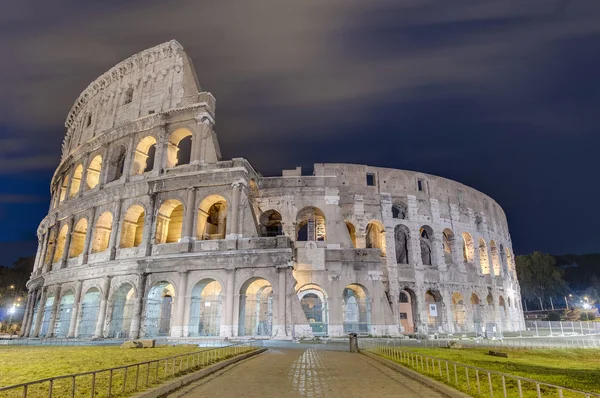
[19,291,34,337]
[61,217,75,268]
[32,288,47,337]
[181,188,196,242]
[38,231,50,274]
[129,273,147,339]
[221,269,236,337]
[82,207,96,264]
[32,235,44,274]
[172,271,189,337]
[192,117,211,164]
[144,194,157,256]
[123,135,135,182]
[94,277,112,338]
[67,280,84,338]
[46,226,59,271]
[46,285,62,337]
[78,155,90,198]
[275,266,288,337]
[25,289,41,337]
[109,200,122,260]
[154,131,168,175]
[227,183,241,239]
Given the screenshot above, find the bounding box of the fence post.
[488,372,493,397]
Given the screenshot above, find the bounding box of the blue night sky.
[0,0,599,265]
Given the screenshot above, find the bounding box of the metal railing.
[383,337,600,350]
[0,340,261,398]
[362,341,600,398]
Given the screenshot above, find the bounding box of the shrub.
[547,312,561,321]
[580,312,596,321]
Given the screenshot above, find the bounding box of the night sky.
[1,0,599,265]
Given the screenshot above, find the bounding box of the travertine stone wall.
[23,41,524,340]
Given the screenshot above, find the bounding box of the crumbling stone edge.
[131,348,268,398]
[361,351,472,398]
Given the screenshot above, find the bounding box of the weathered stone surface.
[22,41,525,342]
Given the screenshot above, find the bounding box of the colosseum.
[21,40,524,341]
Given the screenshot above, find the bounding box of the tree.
[516,252,569,310]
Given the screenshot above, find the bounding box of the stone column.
[275,266,287,337]
[192,116,212,164]
[144,194,157,256]
[221,269,236,337]
[109,200,122,260]
[78,155,90,198]
[172,271,189,337]
[25,289,41,337]
[19,291,34,337]
[123,135,135,182]
[181,188,196,242]
[67,280,84,338]
[32,235,43,274]
[32,288,47,337]
[94,277,112,338]
[82,207,96,264]
[61,217,75,268]
[46,226,59,272]
[46,285,62,337]
[38,231,50,274]
[129,273,147,339]
[227,183,241,239]
[153,129,168,175]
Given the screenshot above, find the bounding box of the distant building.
[22,41,523,339]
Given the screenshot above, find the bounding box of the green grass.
[0,344,254,397]
[373,345,600,398]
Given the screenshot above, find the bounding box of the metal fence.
[378,337,600,350]
[0,340,261,398]
[362,341,600,398]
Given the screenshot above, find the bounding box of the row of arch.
[53,128,194,209]
[29,278,371,338]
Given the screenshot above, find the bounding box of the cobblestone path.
[168,348,447,397]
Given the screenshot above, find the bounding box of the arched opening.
[394,225,410,264]
[461,232,475,264]
[346,221,357,248]
[298,284,328,336]
[167,128,192,168]
[86,155,102,189]
[44,229,57,266]
[425,290,442,332]
[40,295,55,336]
[132,136,157,175]
[443,229,454,266]
[399,289,416,334]
[342,284,370,334]
[419,226,433,266]
[155,200,184,244]
[452,292,466,332]
[366,221,386,256]
[145,282,175,337]
[259,210,283,237]
[59,175,69,203]
[108,284,135,338]
[392,202,407,219]
[69,165,83,198]
[69,218,87,258]
[106,145,127,183]
[239,278,273,336]
[54,291,75,337]
[188,279,223,337]
[197,195,228,240]
[92,212,113,253]
[479,238,490,274]
[78,287,101,338]
[471,293,482,328]
[120,205,145,248]
[53,224,69,263]
[296,207,326,241]
[499,296,507,319]
[490,241,501,276]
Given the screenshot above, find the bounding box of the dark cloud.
[0,0,599,259]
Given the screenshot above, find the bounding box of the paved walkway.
[168,348,447,398]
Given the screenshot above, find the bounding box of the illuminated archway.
[188,279,223,336]
[132,136,157,175]
[296,207,326,241]
[155,200,184,243]
[366,221,386,256]
[92,212,113,253]
[239,278,273,336]
[69,218,87,258]
[120,205,145,248]
[54,290,75,337]
[86,155,102,189]
[197,195,228,240]
[298,284,328,336]
[342,284,370,334]
[167,128,192,168]
[78,287,101,338]
[145,282,175,337]
[108,284,135,338]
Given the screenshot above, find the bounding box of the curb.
[131,348,268,398]
[361,351,472,398]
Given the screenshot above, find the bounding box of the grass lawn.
[0,345,240,397]
[376,346,600,397]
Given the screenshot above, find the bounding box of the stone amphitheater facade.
[21,40,524,340]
